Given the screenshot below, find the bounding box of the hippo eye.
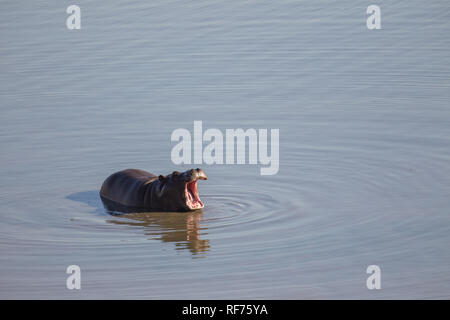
[172,171,181,176]
[158,175,166,181]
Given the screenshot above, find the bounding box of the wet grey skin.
[100,168,207,212]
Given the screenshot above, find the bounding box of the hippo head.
[157,168,207,211]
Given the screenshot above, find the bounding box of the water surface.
[1,0,450,299]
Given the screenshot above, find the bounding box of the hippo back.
[100,169,157,207]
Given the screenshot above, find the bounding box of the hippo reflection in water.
[105,211,210,255]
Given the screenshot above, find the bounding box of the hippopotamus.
[100,168,207,212]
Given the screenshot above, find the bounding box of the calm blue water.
[1,0,450,299]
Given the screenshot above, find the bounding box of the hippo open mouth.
[184,169,207,210]
[185,179,204,209]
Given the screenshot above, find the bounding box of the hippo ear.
[158,175,166,181]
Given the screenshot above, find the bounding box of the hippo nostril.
[183,168,207,181]
[197,169,208,180]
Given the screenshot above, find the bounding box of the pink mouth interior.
[185,180,204,210]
